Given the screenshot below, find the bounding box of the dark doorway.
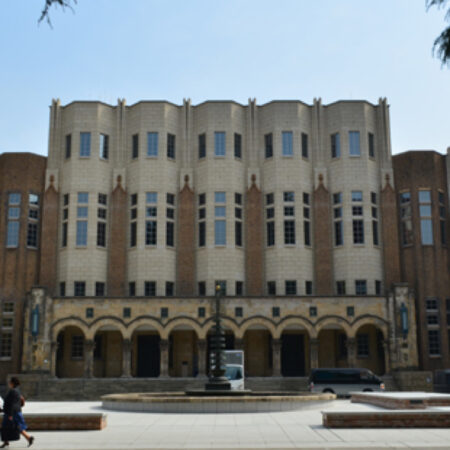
[137,335,160,377]
[281,333,305,376]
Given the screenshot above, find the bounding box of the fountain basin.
[101,391,336,413]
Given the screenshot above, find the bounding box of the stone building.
[1,97,447,395]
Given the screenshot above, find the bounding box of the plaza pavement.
[11,400,450,449]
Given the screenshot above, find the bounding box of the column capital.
[310,338,319,346]
[84,339,95,350]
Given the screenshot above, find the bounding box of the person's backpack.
[1,417,20,442]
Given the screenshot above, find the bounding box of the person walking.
[1,377,34,448]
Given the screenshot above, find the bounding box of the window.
[400,191,413,246]
[375,280,382,295]
[165,282,174,297]
[301,133,308,158]
[123,307,131,318]
[285,280,297,295]
[145,281,156,296]
[198,133,206,159]
[146,221,157,245]
[65,134,72,159]
[166,193,175,247]
[336,281,346,295]
[60,282,66,297]
[265,133,273,158]
[353,220,364,244]
[351,191,363,202]
[99,134,109,160]
[272,307,280,317]
[95,282,105,297]
[80,132,91,157]
[129,282,136,296]
[97,222,106,247]
[235,220,242,247]
[267,221,275,246]
[355,280,367,295]
[198,307,206,318]
[147,132,158,157]
[282,131,293,156]
[215,192,226,245]
[214,132,226,156]
[372,221,379,246]
[199,222,206,247]
[357,334,369,357]
[305,281,313,295]
[6,193,21,247]
[71,335,84,359]
[428,330,441,356]
[266,193,274,205]
[333,192,343,246]
[167,133,176,159]
[284,192,295,202]
[267,281,276,295]
[130,194,138,247]
[349,131,360,156]
[352,206,363,216]
[27,223,38,248]
[26,197,39,248]
[284,221,296,245]
[439,191,446,245]
[368,133,375,158]
[215,192,226,203]
[76,221,88,247]
[198,282,206,296]
[371,191,379,246]
[74,281,86,297]
[166,222,174,247]
[303,192,311,246]
[331,133,340,158]
[419,190,433,245]
[234,133,242,158]
[426,297,440,355]
[132,134,139,159]
[235,307,243,317]
[236,281,243,296]
[215,220,226,246]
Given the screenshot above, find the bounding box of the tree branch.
[39,0,77,27]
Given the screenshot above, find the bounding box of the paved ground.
[8,400,450,449]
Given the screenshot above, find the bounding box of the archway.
[318,325,348,369]
[131,325,161,377]
[56,325,85,378]
[168,325,198,377]
[93,326,123,378]
[354,324,386,375]
[280,325,309,376]
[243,325,272,377]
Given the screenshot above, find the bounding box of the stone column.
[122,339,132,378]
[347,338,357,367]
[271,339,282,377]
[84,339,95,378]
[50,341,58,377]
[159,339,169,377]
[197,339,207,377]
[310,338,319,370]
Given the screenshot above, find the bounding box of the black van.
[309,368,385,396]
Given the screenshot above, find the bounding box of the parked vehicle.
[210,350,245,390]
[434,370,450,393]
[309,368,385,396]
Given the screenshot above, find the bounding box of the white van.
[210,350,245,390]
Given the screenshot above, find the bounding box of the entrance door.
[281,334,305,376]
[137,335,160,377]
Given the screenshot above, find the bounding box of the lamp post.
[205,284,231,391]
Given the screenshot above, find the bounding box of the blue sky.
[0,0,449,156]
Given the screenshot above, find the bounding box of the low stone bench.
[1,413,107,431]
[351,392,450,410]
[322,410,450,428]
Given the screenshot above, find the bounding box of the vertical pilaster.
[310,338,319,370]
[245,175,264,295]
[84,340,95,378]
[347,338,357,367]
[122,339,132,378]
[107,176,127,296]
[271,339,282,376]
[176,176,195,296]
[160,339,169,377]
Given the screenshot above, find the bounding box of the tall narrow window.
[282,131,293,156]
[235,193,242,247]
[371,191,379,246]
[145,192,157,246]
[214,132,226,157]
[266,193,275,246]
[215,192,226,246]
[165,282,174,297]
[97,193,107,247]
[349,131,360,156]
[333,192,343,246]
[132,133,139,159]
[130,193,138,247]
[426,298,441,355]
[6,193,21,247]
[167,133,176,159]
[76,192,88,247]
[166,193,175,247]
[99,133,109,160]
[399,191,413,245]
[265,133,273,158]
[355,280,367,295]
[303,192,311,246]
[198,133,206,159]
[27,194,39,248]
[439,191,446,245]
[368,132,375,158]
[419,190,433,245]
[283,191,295,245]
[352,190,364,244]
[285,280,297,295]
[65,134,72,159]
[198,193,206,247]
[147,132,158,157]
[80,132,91,157]
[62,194,69,247]
[145,281,157,296]
[336,281,346,295]
[301,133,308,158]
[331,133,340,158]
[95,282,105,297]
[234,133,242,158]
[74,281,86,297]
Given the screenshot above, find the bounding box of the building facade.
[1,97,448,392]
